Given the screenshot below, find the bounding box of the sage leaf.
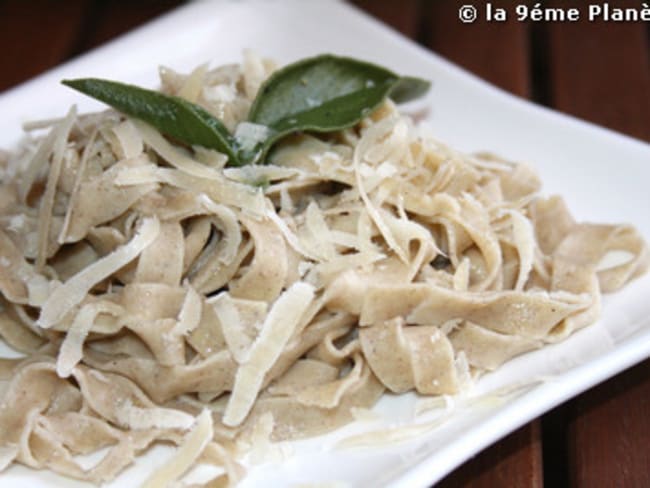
[246,55,399,162]
[245,54,430,163]
[249,55,399,129]
[389,76,432,104]
[62,78,241,165]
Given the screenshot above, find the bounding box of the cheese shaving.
[56,301,124,377]
[223,282,315,426]
[171,285,203,337]
[38,217,160,328]
[141,409,213,488]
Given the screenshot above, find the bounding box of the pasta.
[0,52,647,487]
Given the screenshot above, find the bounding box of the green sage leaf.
[249,55,399,129]
[245,54,430,163]
[62,78,240,165]
[389,76,432,104]
[247,55,401,162]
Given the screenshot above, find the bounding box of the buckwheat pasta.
[0,52,647,486]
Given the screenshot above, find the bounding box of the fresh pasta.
[0,52,647,486]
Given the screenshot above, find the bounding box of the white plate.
[1,1,649,486]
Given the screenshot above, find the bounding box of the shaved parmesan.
[37,217,160,328]
[57,302,124,378]
[141,409,213,488]
[223,282,314,426]
[212,293,254,364]
[172,285,203,337]
[234,122,271,155]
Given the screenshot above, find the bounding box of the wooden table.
[0,1,648,486]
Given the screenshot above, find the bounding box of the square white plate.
[1,1,649,486]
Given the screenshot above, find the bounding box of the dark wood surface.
[0,1,648,486]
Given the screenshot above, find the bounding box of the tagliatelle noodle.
[0,52,648,487]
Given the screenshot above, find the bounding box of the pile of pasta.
[0,53,647,486]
